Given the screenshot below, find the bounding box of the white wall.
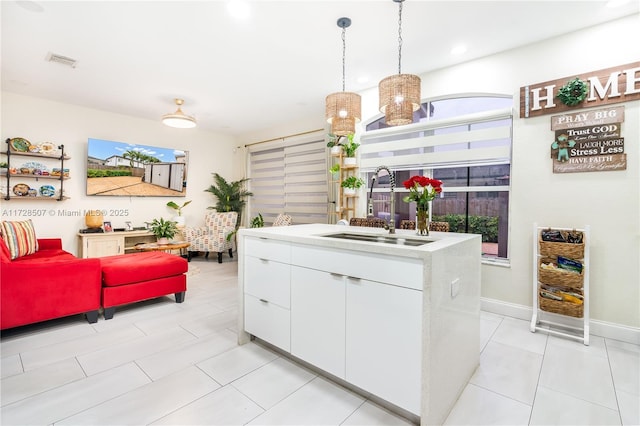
[1,92,241,255]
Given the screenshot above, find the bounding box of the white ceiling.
[2,1,638,137]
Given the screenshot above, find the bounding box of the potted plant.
[341,175,365,196]
[341,134,359,166]
[147,217,179,245]
[166,200,191,226]
[329,163,340,177]
[205,173,253,226]
[0,162,7,175]
[327,134,344,155]
[250,213,264,228]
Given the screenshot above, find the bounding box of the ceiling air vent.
[45,52,78,68]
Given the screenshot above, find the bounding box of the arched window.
[362,95,512,260]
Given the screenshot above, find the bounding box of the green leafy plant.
[0,162,8,168]
[147,217,179,239]
[341,176,365,189]
[166,200,192,216]
[250,213,264,228]
[326,134,344,148]
[341,134,360,157]
[329,163,340,174]
[205,173,253,224]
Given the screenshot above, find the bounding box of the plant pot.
[330,146,341,155]
[157,237,169,245]
[343,187,356,196]
[343,157,357,166]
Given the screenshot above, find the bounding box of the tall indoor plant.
[205,173,253,225]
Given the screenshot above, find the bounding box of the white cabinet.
[243,237,291,352]
[291,266,346,378]
[346,278,422,414]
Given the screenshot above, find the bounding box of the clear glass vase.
[416,207,429,236]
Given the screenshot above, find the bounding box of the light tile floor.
[1,258,638,425]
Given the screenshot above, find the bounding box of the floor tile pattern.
[1,258,638,425]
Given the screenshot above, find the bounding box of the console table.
[77,230,155,258]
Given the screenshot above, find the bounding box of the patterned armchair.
[272,213,292,227]
[185,211,237,263]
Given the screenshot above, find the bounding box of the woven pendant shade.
[379,73,421,126]
[325,91,361,136]
[330,116,357,136]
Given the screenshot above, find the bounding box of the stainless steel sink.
[321,232,431,246]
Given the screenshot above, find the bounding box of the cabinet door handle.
[347,276,361,281]
[259,258,269,263]
[259,298,269,303]
[330,272,343,278]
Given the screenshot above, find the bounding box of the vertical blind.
[248,131,328,225]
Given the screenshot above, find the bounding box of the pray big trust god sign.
[519,62,639,173]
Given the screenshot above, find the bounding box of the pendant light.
[379,0,421,126]
[325,17,361,136]
[162,98,197,129]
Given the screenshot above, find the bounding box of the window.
[247,131,328,225]
[362,96,512,259]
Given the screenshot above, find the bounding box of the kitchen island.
[237,224,481,425]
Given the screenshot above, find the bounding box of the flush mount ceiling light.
[325,17,361,136]
[378,0,421,126]
[162,99,197,129]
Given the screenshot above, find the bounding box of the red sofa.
[0,238,102,330]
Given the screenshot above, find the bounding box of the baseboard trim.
[481,297,640,345]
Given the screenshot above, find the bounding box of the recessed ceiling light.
[227,0,251,20]
[451,44,467,56]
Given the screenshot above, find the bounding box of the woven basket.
[538,258,584,289]
[539,294,584,318]
[539,231,584,259]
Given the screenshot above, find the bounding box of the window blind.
[248,131,328,225]
[360,108,512,171]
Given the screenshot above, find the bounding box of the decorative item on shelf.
[103,221,113,232]
[0,162,7,175]
[378,0,421,126]
[341,134,360,166]
[39,185,56,197]
[329,163,340,177]
[341,176,365,196]
[166,199,192,227]
[162,98,197,128]
[556,77,588,106]
[325,17,361,136]
[402,175,443,236]
[51,168,69,177]
[12,183,31,197]
[147,217,179,245]
[8,137,31,152]
[85,210,104,229]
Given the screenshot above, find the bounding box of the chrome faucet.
[368,165,395,234]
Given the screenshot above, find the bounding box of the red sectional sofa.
[0,238,102,330]
[1,237,189,329]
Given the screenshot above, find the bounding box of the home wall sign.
[520,62,640,118]
[550,106,626,173]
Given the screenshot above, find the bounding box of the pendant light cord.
[397,0,403,74]
[342,26,347,92]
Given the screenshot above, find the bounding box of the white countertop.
[238,223,480,260]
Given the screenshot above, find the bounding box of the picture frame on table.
[103,221,113,232]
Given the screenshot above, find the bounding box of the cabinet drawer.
[244,294,291,352]
[244,256,290,308]
[244,237,290,263]
[291,244,423,290]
